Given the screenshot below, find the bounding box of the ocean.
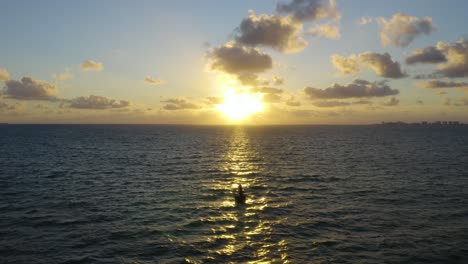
[0,125,467,263]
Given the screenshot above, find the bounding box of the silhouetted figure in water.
[234,184,246,204]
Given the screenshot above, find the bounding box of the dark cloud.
[436,39,468,78]
[359,52,406,78]
[405,46,447,64]
[407,39,468,78]
[304,79,399,99]
[332,52,406,78]
[3,77,57,100]
[382,97,399,106]
[69,95,130,109]
[262,93,282,103]
[208,43,273,85]
[379,13,436,48]
[417,80,468,89]
[235,11,307,53]
[312,100,371,108]
[162,99,200,110]
[276,0,340,22]
[250,87,283,94]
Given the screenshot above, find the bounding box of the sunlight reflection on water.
[202,127,290,263]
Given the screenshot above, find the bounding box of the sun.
[216,88,264,121]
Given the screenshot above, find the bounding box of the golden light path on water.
[200,127,290,263]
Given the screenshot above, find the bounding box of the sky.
[1,0,468,124]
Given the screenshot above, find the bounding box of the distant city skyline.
[1,0,468,124]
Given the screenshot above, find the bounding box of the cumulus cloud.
[0,68,10,81]
[69,95,130,109]
[276,0,340,22]
[304,79,399,99]
[417,80,468,89]
[359,52,406,78]
[307,24,340,39]
[331,54,360,75]
[144,75,165,86]
[162,99,200,110]
[3,77,57,100]
[332,52,406,78]
[405,46,447,64]
[382,97,399,106]
[435,39,468,78]
[208,42,273,85]
[378,13,436,48]
[235,10,307,53]
[250,86,283,94]
[80,60,103,72]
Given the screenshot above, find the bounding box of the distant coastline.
[380,121,465,126]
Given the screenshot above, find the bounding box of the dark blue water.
[1,125,467,263]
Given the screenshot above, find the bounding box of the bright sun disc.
[216,90,264,121]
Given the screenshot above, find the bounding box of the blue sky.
[1,0,468,124]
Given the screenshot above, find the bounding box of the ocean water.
[0,125,467,264]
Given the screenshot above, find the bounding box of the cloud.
[162,98,200,110]
[331,54,360,75]
[235,10,307,53]
[307,24,340,39]
[52,72,74,81]
[250,86,283,94]
[276,0,340,22]
[312,100,371,107]
[272,76,285,86]
[208,42,273,85]
[304,79,399,99]
[405,46,447,64]
[286,97,301,106]
[417,80,468,89]
[382,97,399,106]
[144,75,165,86]
[435,39,468,78]
[3,77,57,100]
[444,97,468,107]
[332,52,406,78]
[359,52,406,78]
[205,96,224,106]
[80,60,103,72]
[262,93,282,103]
[378,13,436,48]
[69,95,130,109]
[0,68,10,81]
[358,16,374,26]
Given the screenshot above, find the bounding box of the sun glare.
[216,88,264,121]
